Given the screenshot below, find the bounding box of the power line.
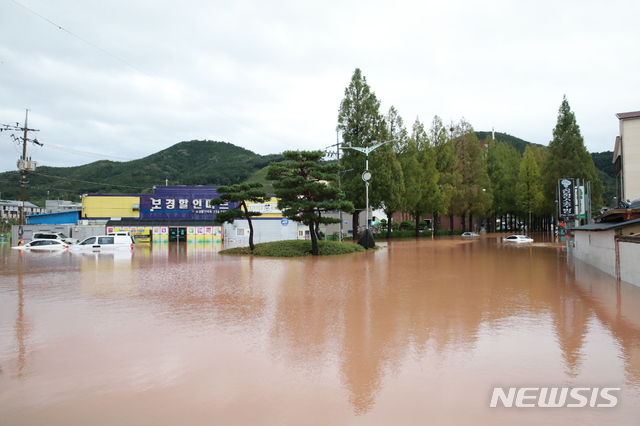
[43,143,133,161]
[31,172,150,190]
[11,0,296,150]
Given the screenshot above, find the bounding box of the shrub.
[220,239,366,257]
[374,230,433,239]
[399,220,413,231]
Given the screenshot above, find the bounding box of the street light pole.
[342,140,395,248]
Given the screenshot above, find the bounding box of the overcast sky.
[1,0,639,176]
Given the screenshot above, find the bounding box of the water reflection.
[1,236,639,424]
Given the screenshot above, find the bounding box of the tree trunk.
[315,211,322,240]
[414,215,420,238]
[309,219,319,255]
[461,214,467,232]
[449,215,454,235]
[243,201,256,251]
[352,210,361,241]
[386,211,393,240]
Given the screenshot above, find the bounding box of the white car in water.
[70,234,135,252]
[13,239,70,251]
[503,234,534,243]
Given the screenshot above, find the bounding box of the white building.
[614,111,640,204]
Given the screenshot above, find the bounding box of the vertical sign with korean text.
[558,178,575,217]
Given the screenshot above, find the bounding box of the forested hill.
[0,140,284,202]
[475,131,544,154]
[0,137,615,207]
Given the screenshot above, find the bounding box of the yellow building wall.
[82,196,140,218]
[247,197,283,218]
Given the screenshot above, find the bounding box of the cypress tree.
[542,96,603,215]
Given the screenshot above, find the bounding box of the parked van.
[32,232,77,244]
[70,234,135,252]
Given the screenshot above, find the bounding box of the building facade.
[1,200,45,220]
[614,111,640,204]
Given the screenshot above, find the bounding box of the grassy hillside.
[0,140,284,204]
[476,131,545,154]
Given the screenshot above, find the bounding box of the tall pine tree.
[337,68,386,238]
[542,96,603,216]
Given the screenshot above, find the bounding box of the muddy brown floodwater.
[1,235,640,425]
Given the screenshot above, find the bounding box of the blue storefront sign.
[139,186,238,221]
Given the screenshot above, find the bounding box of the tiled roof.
[616,111,640,120]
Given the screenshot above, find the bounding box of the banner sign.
[139,186,239,221]
[558,179,575,217]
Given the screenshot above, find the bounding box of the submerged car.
[503,234,534,243]
[13,239,70,251]
[461,232,480,237]
[69,234,135,252]
[32,232,77,244]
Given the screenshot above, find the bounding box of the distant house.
[0,199,45,219]
[613,111,640,204]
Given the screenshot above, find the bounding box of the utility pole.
[326,131,344,240]
[1,109,42,238]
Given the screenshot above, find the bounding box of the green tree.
[337,68,386,238]
[210,182,269,252]
[487,140,521,228]
[400,118,445,237]
[515,146,544,229]
[376,106,406,239]
[450,119,493,231]
[542,96,603,216]
[266,150,354,255]
[428,115,460,234]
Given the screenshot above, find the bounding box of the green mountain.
[475,131,544,154]
[0,137,617,208]
[0,140,284,204]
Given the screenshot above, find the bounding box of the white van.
[70,234,135,252]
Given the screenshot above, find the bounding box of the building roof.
[616,111,640,120]
[574,217,640,231]
[0,199,40,208]
[27,210,82,218]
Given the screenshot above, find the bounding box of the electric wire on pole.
[1,109,42,237]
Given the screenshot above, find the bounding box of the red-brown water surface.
[1,235,639,425]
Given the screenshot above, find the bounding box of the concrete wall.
[11,224,105,245]
[573,230,640,286]
[619,239,640,285]
[223,218,298,245]
[573,230,617,277]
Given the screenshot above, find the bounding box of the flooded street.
[1,235,640,425]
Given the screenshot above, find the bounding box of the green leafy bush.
[220,240,366,257]
[399,220,413,231]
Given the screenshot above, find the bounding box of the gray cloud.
[1,0,638,176]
